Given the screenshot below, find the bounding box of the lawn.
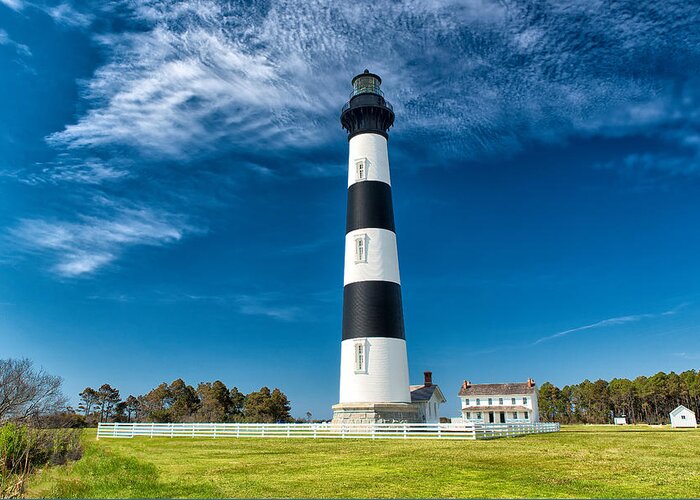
[27,425,700,498]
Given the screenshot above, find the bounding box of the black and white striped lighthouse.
[332,70,417,423]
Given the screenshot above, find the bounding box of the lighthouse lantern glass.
[352,75,382,97]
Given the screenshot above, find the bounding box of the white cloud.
[11,204,199,277]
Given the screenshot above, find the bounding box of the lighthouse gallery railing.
[97,421,559,440]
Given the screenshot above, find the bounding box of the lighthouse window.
[354,342,366,373]
[354,234,368,263]
[355,158,367,181]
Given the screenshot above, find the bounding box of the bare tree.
[0,358,66,422]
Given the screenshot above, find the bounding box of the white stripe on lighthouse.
[348,133,391,187]
[339,337,411,403]
[344,228,400,286]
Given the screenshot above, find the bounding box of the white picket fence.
[97,421,559,440]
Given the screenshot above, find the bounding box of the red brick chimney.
[424,371,433,387]
[527,377,535,389]
[462,380,471,390]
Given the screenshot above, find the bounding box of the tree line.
[538,370,700,424]
[77,379,293,424]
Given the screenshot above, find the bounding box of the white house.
[410,371,446,423]
[670,405,697,428]
[458,378,539,423]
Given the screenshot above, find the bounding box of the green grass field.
[27,425,700,498]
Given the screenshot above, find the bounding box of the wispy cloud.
[10,203,201,277]
[90,290,307,321]
[0,0,23,11]
[0,29,31,56]
[534,304,686,345]
[45,0,700,166]
[9,0,700,278]
[672,352,700,360]
[12,157,130,185]
[45,2,93,28]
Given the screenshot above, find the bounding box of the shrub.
[0,423,82,497]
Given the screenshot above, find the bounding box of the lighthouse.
[332,70,419,424]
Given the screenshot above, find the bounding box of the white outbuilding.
[670,405,697,428]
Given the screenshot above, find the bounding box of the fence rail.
[97,421,559,440]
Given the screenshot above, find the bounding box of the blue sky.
[1,0,699,419]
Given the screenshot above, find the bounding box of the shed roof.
[410,384,446,403]
[458,382,536,397]
[670,405,695,417]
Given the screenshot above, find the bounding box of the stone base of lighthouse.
[331,402,420,424]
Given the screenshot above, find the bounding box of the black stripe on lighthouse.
[342,281,405,340]
[346,181,395,233]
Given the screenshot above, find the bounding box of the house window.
[511,398,516,405]
[499,398,503,405]
[476,398,480,405]
[466,412,471,419]
[354,234,368,263]
[513,412,518,419]
[488,398,493,405]
[681,415,686,420]
[355,158,367,181]
[524,412,529,420]
[354,342,366,372]
[464,398,470,405]
[523,397,528,404]
[476,412,482,419]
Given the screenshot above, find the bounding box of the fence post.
[150,422,154,438]
[236,424,240,438]
[287,424,291,438]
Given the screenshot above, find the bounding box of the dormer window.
[354,234,368,263]
[355,158,367,181]
[354,341,367,373]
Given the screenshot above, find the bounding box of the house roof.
[670,405,694,417]
[458,382,536,397]
[410,384,446,403]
